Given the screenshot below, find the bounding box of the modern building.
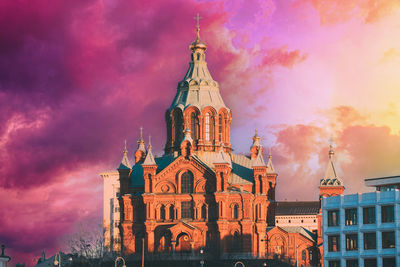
[322,175,400,267]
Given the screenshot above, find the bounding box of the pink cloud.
[294,0,400,24]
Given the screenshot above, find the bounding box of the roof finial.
[140,126,143,140]
[124,139,127,153]
[194,13,202,36]
[268,147,272,159]
[148,135,152,146]
[328,138,335,160]
[190,13,206,51]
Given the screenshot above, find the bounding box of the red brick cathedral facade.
[112,23,344,265]
[117,25,278,258]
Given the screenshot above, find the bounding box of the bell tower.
[165,14,232,154]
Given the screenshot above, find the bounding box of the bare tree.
[63,222,114,266]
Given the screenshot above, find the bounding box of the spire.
[143,136,156,166]
[181,127,193,145]
[215,145,231,166]
[137,126,146,152]
[118,140,132,169]
[251,129,261,148]
[320,144,343,186]
[253,147,266,167]
[266,149,276,173]
[190,13,207,51]
[250,129,262,159]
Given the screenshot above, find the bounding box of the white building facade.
[322,176,400,267]
[99,170,121,253]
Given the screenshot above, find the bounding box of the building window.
[190,112,198,140]
[201,204,207,220]
[346,259,358,267]
[382,258,396,267]
[380,185,396,191]
[382,231,395,248]
[160,205,165,220]
[345,208,357,225]
[114,221,119,227]
[218,114,223,142]
[346,234,358,251]
[328,260,340,267]
[181,201,193,219]
[181,171,194,193]
[364,258,377,267]
[363,207,375,224]
[169,205,175,220]
[233,204,239,219]
[328,210,340,226]
[381,205,394,223]
[205,113,210,141]
[328,235,340,252]
[363,232,376,250]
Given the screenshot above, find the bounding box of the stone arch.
[189,80,199,86]
[155,228,172,253]
[184,106,200,141]
[171,108,184,148]
[194,179,206,193]
[202,106,217,143]
[231,203,239,219]
[176,232,192,252]
[270,233,287,258]
[154,181,177,194]
[175,168,197,194]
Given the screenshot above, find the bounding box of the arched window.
[190,113,197,140]
[181,171,194,193]
[218,114,223,142]
[233,204,239,219]
[169,205,175,220]
[205,113,210,141]
[173,110,183,144]
[201,204,207,220]
[160,205,165,220]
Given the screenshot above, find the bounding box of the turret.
[250,130,262,159]
[214,146,231,191]
[134,127,146,164]
[165,15,232,154]
[180,128,194,158]
[143,137,157,193]
[266,151,277,201]
[252,146,267,194]
[319,145,345,198]
[118,141,132,195]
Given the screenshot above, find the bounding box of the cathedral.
[100,19,345,266]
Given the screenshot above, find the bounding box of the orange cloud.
[272,105,400,201]
[261,46,307,68]
[294,0,400,24]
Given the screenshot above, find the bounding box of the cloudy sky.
[1,0,400,265]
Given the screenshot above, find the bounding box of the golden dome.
[190,28,207,51]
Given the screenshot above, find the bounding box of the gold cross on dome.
[194,13,202,29]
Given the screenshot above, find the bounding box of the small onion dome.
[190,29,207,51]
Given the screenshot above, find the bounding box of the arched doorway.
[157,231,171,252]
[176,233,191,252]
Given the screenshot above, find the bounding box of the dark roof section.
[275,201,320,215]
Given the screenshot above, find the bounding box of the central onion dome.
[189,27,207,51]
[165,17,232,154]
